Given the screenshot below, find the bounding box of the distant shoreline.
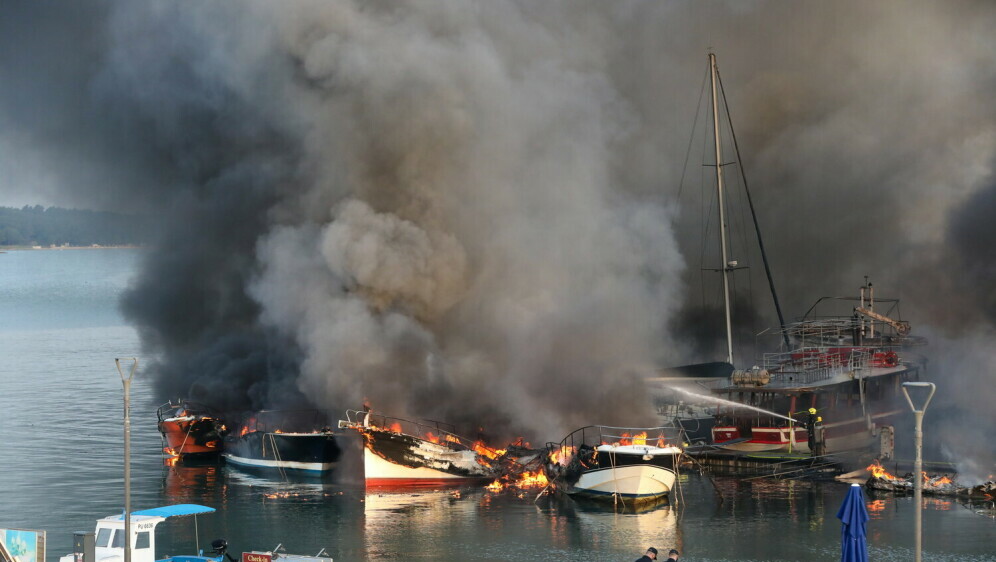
[0,244,143,251]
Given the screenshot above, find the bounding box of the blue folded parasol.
[836,483,869,562]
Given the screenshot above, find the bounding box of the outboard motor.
[210,539,237,562]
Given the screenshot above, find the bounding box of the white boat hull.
[570,464,676,500]
[364,447,488,485]
[222,453,337,472]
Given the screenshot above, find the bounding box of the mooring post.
[902,381,935,562]
[116,358,138,562]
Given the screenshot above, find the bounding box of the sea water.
[0,249,993,561]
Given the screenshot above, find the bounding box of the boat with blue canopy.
[58,504,234,562]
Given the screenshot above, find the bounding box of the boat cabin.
[61,504,218,562]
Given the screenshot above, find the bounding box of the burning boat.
[157,400,228,458]
[863,460,996,499]
[338,409,505,487]
[223,409,340,474]
[543,425,684,504]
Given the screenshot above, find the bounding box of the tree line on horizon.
[0,205,150,247]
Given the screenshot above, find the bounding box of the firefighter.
[806,407,818,455]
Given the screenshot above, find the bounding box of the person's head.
[668,549,680,559]
[645,547,658,559]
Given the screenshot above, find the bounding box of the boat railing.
[548,424,684,453]
[340,409,492,455]
[760,346,874,384]
[156,399,221,423]
[235,409,335,434]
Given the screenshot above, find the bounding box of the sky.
[2,0,995,474]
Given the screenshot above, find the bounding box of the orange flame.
[445,434,461,444]
[485,470,549,492]
[632,432,648,446]
[389,422,402,433]
[473,441,507,460]
[924,473,954,487]
[425,432,440,444]
[550,445,576,466]
[867,460,900,481]
[485,479,505,492]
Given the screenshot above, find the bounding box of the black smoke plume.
[3,1,996,460]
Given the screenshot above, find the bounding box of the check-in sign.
[242,553,273,562]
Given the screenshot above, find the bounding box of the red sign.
[242,553,273,562]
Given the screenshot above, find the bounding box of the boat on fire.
[223,409,340,474]
[157,399,228,458]
[338,409,504,487]
[543,425,684,503]
[58,504,231,562]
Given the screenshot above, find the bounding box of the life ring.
[884,351,899,367]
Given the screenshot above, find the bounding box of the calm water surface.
[1,249,993,561]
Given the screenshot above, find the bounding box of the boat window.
[135,532,150,549]
[96,528,112,548]
[111,530,126,549]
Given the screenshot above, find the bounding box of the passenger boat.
[543,425,683,504]
[705,281,925,455]
[223,410,340,474]
[157,400,228,458]
[653,55,926,458]
[58,504,230,562]
[338,409,503,487]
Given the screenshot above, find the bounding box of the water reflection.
[566,497,681,554]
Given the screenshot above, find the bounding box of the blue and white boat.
[59,504,231,562]
[223,410,340,474]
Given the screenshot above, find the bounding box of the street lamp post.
[901,381,936,562]
[116,358,138,562]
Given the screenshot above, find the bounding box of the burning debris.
[865,460,996,499]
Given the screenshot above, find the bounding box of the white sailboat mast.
[709,53,735,365]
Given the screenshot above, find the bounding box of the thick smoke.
[2,1,996,459]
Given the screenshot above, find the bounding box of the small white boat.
[544,426,683,504]
[58,504,228,562]
[242,545,333,562]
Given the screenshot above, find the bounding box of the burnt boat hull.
[361,428,494,486]
[223,432,340,473]
[159,417,224,456]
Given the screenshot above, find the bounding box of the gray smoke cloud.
[2,1,996,460]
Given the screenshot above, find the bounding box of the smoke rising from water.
[2,1,996,460]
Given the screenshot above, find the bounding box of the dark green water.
[1,249,993,561]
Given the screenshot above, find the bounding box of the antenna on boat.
[116,357,138,562]
[709,53,735,366]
